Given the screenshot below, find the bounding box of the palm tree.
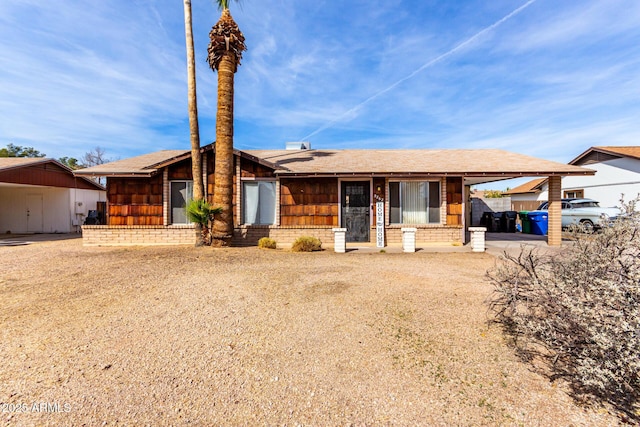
[186,199,223,245]
[183,0,206,246]
[207,0,246,247]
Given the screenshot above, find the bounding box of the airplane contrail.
[301,0,538,141]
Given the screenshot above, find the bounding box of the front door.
[341,181,370,242]
[26,194,44,233]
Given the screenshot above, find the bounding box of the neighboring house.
[74,145,593,247]
[503,178,547,211]
[565,146,640,207]
[0,158,106,233]
[504,146,640,209]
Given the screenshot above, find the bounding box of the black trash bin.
[84,210,102,225]
[501,211,518,233]
[480,212,492,228]
[489,212,503,232]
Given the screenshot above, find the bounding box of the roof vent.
[285,141,311,150]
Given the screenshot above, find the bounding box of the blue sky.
[1,0,639,188]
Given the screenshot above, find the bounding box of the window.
[389,181,440,224]
[171,181,193,224]
[564,189,584,199]
[243,181,276,225]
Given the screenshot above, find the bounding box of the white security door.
[26,194,44,233]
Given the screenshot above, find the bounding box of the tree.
[80,147,112,186]
[81,146,110,167]
[483,190,504,198]
[0,143,45,158]
[207,0,246,247]
[58,157,81,169]
[183,0,206,246]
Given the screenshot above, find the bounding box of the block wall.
[82,225,195,246]
[83,225,463,247]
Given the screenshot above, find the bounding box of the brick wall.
[83,225,464,247]
[385,226,463,244]
[82,225,195,246]
[233,226,336,247]
[234,225,463,247]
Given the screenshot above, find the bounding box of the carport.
[462,163,595,246]
[0,158,106,233]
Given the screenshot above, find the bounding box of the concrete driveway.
[484,232,571,257]
[0,233,81,246]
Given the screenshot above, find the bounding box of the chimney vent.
[285,141,311,150]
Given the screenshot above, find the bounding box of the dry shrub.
[488,198,640,422]
[291,236,322,252]
[258,237,277,249]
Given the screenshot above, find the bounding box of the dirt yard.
[0,238,622,426]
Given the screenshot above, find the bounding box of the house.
[74,145,594,247]
[565,146,640,207]
[502,178,547,211]
[0,158,106,234]
[504,146,640,209]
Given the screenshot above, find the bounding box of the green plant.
[291,236,322,252]
[257,237,277,249]
[483,190,504,198]
[488,197,640,421]
[186,199,222,245]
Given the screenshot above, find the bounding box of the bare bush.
[488,198,640,421]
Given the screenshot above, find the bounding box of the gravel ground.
[0,238,622,426]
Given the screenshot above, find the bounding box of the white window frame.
[388,179,441,225]
[170,180,193,224]
[242,179,277,225]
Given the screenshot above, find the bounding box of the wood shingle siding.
[107,176,163,226]
[168,160,193,180]
[280,178,339,227]
[241,160,276,178]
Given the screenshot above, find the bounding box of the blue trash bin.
[528,211,548,235]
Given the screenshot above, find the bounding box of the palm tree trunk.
[183,0,205,246]
[211,52,236,246]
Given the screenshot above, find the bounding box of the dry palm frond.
[207,9,246,72]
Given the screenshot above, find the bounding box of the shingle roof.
[503,177,547,195]
[570,146,640,165]
[594,146,640,160]
[0,157,49,171]
[74,148,595,179]
[74,150,188,176]
[243,149,593,176]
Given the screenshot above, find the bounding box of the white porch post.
[332,228,347,253]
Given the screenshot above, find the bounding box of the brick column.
[163,169,169,226]
[547,175,562,246]
[202,152,208,197]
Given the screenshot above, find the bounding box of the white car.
[535,198,621,231]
